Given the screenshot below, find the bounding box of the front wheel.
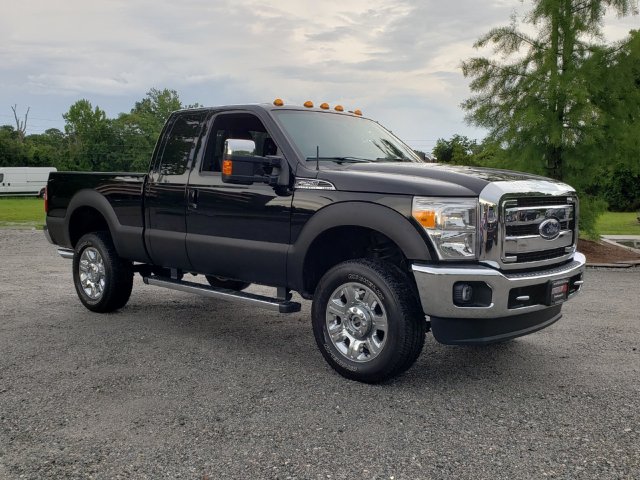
[72,232,133,313]
[312,259,426,383]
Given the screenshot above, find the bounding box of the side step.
[142,276,301,313]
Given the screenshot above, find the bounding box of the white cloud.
[0,0,637,144]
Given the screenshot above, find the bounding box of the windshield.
[272,110,423,163]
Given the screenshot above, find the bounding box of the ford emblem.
[539,218,561,240]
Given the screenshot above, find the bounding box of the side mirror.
[221,139,289,187]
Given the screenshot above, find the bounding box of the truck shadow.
[122,288,576,390]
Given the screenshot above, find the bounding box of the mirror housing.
[221,139,289,187]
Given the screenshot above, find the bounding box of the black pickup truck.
[45,101,585,383]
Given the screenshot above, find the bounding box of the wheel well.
[68,207,110,247]
[302,226,409,297]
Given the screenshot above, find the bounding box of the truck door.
[185,111,292,286]
[144,111,208,270]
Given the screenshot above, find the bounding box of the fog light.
[453,283,473,304]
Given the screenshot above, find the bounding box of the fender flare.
[287,201,432,292]
[65,189,150,262]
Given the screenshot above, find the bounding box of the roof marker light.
[273,98,284,106]
[354,109,362,116]
[304,101,314,108]
[320,102,329,110]
[334,105,344,112]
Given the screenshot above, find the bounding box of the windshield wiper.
[306,156,372,164]
[376,157,409,162]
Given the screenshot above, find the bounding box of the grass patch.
[0,197,46,228]
[596,211,640,235]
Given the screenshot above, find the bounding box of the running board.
[142,276,301,313]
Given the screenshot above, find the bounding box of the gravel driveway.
[1,229,638,479]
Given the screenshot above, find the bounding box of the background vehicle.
[44,101,585,383]
[0,167,57,197]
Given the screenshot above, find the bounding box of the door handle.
[188,188,198,209]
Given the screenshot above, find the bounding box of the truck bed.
[46,172,148,261]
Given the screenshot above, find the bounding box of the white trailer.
[0,167,57,197]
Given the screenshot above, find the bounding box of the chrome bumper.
[411,252,585,319]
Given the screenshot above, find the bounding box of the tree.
[63,99,117,171]
[11,105,29,143]
[432,135,480,165]
[0,125,29,166]
[462,0,638,183]
[115,88,188,171]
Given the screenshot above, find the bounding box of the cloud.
[1,0,637,142]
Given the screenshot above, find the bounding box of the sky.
[1,0,637,153]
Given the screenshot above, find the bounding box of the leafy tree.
[462,0,638,184]
[115,88,190,171]
[462,0,639,235]
[0,125,29,166]
[432,135,480,165]
[25,129,67,169]
[63,99,115,171]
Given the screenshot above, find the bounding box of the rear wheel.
[205,275,250,291]
[312,259,426,383]
[72,232,133,312]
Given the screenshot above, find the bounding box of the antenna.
[316,145,320,171]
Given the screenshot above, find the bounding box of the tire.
[72,232,133,313]
[312,259,426,383]
[205,275,250,291]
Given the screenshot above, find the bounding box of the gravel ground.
[1,229,639,479]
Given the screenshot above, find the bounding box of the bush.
[579,195,608,240]
[599,164,640,212]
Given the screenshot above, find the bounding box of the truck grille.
[501,196,577,265]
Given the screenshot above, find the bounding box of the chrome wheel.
[325,282,388,363]
[78,247,106,300]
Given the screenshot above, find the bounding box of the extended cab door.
[144,110,208,270]
[185,111,292,286]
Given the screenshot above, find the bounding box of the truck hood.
[317,162,564,197]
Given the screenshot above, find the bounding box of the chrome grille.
[478,181,579,270]
[502,197,576,265]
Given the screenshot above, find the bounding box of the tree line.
[0,88,195,174]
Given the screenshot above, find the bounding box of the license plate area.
[546,278,569,305]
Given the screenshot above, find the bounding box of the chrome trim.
[411,252,585,318]
[478,180,578,270]
[143,276,301,313]
[57,248,74,259]
[294,178,336,190]
[504,230,573,253]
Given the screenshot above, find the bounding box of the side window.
[0,174,4,183]
[159,112,206,176]
[201,113,279,173]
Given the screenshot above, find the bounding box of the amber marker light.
[304,101,314,108]
[412,209,437,229]
[273,98,284,106]
[222,160,233,175]
[320,102,329,110]
[354,109,362,116]
[334,105,344,112]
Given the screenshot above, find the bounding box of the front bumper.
[411,252,585,344]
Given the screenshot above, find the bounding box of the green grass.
[596,211,640,235]
[0,197,46,228]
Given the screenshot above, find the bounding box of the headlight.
[412,197,478,260]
